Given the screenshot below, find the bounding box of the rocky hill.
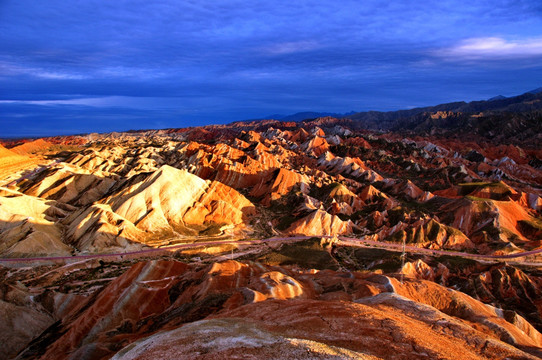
[1,122,540,257]
[344,89,542,147]
[0,144,42,184]
[0,97,541,358]
[3,258,540,360]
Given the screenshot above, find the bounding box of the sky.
[1,0,542,137]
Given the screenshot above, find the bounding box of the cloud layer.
[438,37,542,60]
[1,0,542,136]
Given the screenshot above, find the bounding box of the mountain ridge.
[344,89,542,131]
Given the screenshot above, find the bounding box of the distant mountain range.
[344,87,542,130]
[527,87,542,94]
[252,87,542,127]
[231,88,542,147]
[251,88,541,149]
[250,111,357,122]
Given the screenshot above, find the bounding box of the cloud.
[436,37,542,60]
[97,66,168,79]
[34,71,87,80]
[0,61,87,80]
[0,96,202,110]
[0,97,127,107]
[2,1,542,137]
[261,41,320,55]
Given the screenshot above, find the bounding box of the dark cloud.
[1,1,542,136]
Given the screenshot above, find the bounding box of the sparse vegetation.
[257,238,338,270]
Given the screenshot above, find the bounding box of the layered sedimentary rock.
[0,112,541,359]
[0,145,41,183]
[250,168,310,204]
[287,209,353,236]
[18,165,117,206]
[0,187,72,257]
[63,165,256,252]
[1,115,541,255]
[10,139,53,155]
[9,260,541,360]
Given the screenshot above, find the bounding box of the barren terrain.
[1,95,541,359]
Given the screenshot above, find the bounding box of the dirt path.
[1,235,541,266]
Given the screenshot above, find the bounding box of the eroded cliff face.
[0,164,256,255]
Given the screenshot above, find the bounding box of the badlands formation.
[1,98,542,358]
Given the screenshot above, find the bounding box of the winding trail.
[0,236,307,263]
[338,236,542,261]
[0,235,541,264]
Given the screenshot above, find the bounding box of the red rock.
[345,136,372,149]
[250,168,310,204]
[301,136,330,157]
[37,260,190,359]
[286,209,353,236]
[10,139,53,155]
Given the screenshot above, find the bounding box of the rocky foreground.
[0,110,541,358]
[2,257,541,360]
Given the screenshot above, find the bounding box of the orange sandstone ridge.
[5,259,542,360]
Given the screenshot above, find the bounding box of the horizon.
[2,1,542,137]
[0,86,538,139]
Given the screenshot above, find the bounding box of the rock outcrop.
[10,260,541,360]
[0,187,72,257]
[63,165,256,252]
[10,139,53,155]
[287,209,353,236]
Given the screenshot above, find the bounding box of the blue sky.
[1,0,542,137]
